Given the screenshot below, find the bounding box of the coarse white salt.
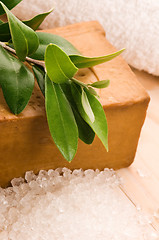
[0,168,158,240]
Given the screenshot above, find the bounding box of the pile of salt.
[0,168,158,240]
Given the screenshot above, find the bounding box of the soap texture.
[0,21,150,187]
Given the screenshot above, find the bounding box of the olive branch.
[0,0,124,162]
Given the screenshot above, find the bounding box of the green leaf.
[0,45,34,114]
[71,83,108,150]
[0,21,10,41]
[45,75,78,162]
[0,9,54,42]
[87,86,99,97]
[45,44,78,84]
[0,1,39,61]
[23,9,54,31]
[30,32,81,60]
[90,80,110,89]
[61,83,95,144]
[81,88,95,123]
[0,9,53,42]
[32,65,45,96]
[31,71,95,145]
[0,0,22,15]
[70,49,125,68]
[71,77,88,88]
[0,19,3,24]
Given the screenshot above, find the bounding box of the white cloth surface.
[12,0,159,76]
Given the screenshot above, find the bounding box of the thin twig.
[0,41,45,68]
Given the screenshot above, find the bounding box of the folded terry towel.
[12,0,159,76]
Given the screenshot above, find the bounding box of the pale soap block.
[0,21,150,187]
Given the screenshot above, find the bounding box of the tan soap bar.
[0,21,150,187]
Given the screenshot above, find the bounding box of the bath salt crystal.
[11,177,24,187]
[25,171,37,182]
[0,168,158,240]
[72,168,84,177]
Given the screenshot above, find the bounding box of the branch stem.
[0,41,45,68]
[71,77,88,88]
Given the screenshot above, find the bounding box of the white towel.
[12,0,159,76]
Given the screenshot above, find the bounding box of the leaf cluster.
[0,1,124,162]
